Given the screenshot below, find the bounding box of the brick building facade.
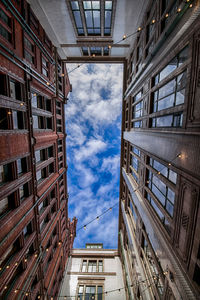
[0,0,77,299]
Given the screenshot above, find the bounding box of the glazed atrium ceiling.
[28,0,148,62]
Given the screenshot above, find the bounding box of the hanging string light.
[67,0,193,75]
[7,268,169,298]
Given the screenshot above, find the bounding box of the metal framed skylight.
[69,0,115,37]
[81,46,109,56]
[83,1,101,35]
[70,1,84,35]
[104,1,112,35]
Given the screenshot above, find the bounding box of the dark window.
[17,157,28,175]
[42,56,49,77]
[24,36,35,64]
[29,10,39,33]
[48,146,53,158]
[0,73,7,95]
[0,107,9,129]
[0,162,13,184]
[0,8,12,43]
[9,79,22,100]
[12,111,26,129]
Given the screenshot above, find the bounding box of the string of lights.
[8,268,169,299]
[67,0,193,75]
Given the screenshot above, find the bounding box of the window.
[83,1,101,35]
[104,1,112,35]
[154,46,189,85]
[70,1,113,38]
[128,194,137,224]
[0,192,17,217]
[81,259,103,272]
[0,162,13,184]
[131,90,143,128]
[0,237,21,273]
[17,157,28,175]
[29,9,39,33]
[152,112,183,128]
[147,170,175,218]
[31,93,52,112]
[24,36,35,64]
[12,110,26,129]
[41,56,49,77]
[141,234,164,296]
[153,71,187,113]
[149,157,177,184]
[23,221,33,239]
[19,181,31,201]
[33,115,53,130]
[77,285,103,300]
[71,1,84,35]
[0,73,7,96]
[0,7,13,43]
[129,146,140,183]
[38,197,48,214]
[9,79,23,100]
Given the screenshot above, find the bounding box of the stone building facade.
[119,0,200,299]
[59,244,126,300]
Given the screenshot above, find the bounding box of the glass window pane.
[83,1,91,9]
[178,46,189,66]
[85,11,93,27]
[166,200,174,217]
[169,169,177,184]
[71,1,79,9]
[176,89,185,105]
[105,10,111,27]
[167,188,175,204]
[159,57,177,82]
[12,111,18,129]
[104,28,111,35]
[156,115,173,127]
[177,72,186,91]
[105,1,112,9]
[157,94,174,111]
[92,1,100,9]
[17,159,22,174]
[152,184,166,206]
[73,11,83,27]
[151,198,164,220]
[93,10,100,27]
[158,79,175,99]
[152,175,166,195]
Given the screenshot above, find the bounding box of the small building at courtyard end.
[0,0,77,299]
[59,243,126,300]
[119,1,200,300]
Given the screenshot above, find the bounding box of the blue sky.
[65,63,123,249]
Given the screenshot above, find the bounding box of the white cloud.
[100,155,120,175]
[74,139,107,162]
[65,63,123,248]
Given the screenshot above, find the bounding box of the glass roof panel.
[83,1,91,9]
[105,1,112,9]
[105,10,111,27]
[92,1,100,9]
[73,10,83,28]
[93,11,100,27]
[85,10,93,27]
[71,1,79,10]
